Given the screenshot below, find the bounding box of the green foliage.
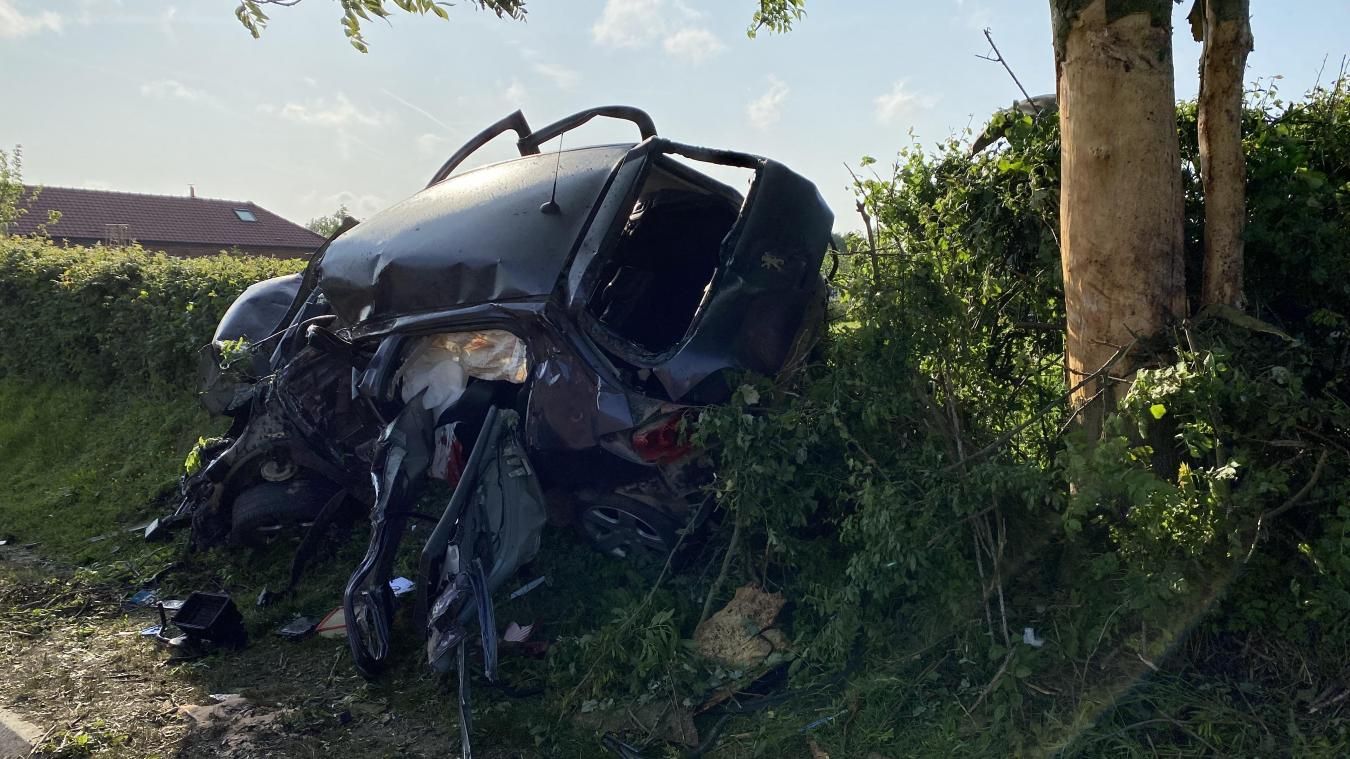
[1202,77,1350,321]
[550,602,688,701]
[305,203,352,236]
[0,237,302,390]
[183,435,228,474]
[699,107,1067,659]
[0,145,24,231]
[694,80,1350,756]
[235,0,526,52]
[0,144,60,236]
[748,0,806,37]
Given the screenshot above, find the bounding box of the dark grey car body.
[166,109,832,731]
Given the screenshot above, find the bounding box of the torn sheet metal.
[419,408,546,673]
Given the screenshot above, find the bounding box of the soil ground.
[0,540,548,759]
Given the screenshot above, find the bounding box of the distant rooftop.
[11,185,324,251]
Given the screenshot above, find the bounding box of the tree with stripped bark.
[1191,0,1254,309]
[1049,0,1190,438]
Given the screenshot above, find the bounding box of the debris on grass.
[693,585,789,669]
[315,606,346,638]
[503,621,534,643]
[124,589,158,609]
[277,616,319,641]
[172,592,248,649]
[508,575,548,600]
[178,693,295,753]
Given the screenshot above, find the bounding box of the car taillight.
[631,412,695,464]
[431,422,467,487]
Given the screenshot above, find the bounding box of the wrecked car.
[155,105,832,749]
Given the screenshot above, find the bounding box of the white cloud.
[873,80,936,126]
[592,0,724,64]
[159,5,176,40]
[258,93,390,160]
[533,62,581,90]
[662,27,723,64]
[747,76,789,131]
[139,78,228,112]
[324,190,388,219]
[592,0,664,48]
[504,79,528,105]
[417,132,447,156]
[0,0,63,38]
[140,79,203,101]
[278,93,388,128]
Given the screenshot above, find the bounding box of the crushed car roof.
[318,144,632,325]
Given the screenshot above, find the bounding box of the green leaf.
[1149,403,1167,420]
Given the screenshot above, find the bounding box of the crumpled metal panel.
[318,145,632,325]
[213,273,302,345]
[651,158,833,402]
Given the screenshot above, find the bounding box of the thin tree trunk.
[1051,0,1187,439]
[1194,0,1253,308]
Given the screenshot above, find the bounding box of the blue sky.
[2,0,1347,229]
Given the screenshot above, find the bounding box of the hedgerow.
[0,239,302,389]
[572,77,1349,755]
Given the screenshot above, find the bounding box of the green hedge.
[0,238,304,389]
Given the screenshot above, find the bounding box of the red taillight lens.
[431,422,467,487]
[631,412,695,464]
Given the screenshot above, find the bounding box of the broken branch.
[976,28,1036,109]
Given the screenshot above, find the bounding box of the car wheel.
[578,497,680,565]
[229,479,335,546]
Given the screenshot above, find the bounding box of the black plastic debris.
[172,592,247,648]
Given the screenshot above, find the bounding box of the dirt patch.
[0,553,545,758]
[0,560,202,757]
[177,694,295,756]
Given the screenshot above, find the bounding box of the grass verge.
[0,379,209,564]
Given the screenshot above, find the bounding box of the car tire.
[578,496,681,566]
[229,479,335,546]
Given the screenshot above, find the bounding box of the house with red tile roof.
[9,186,324,259]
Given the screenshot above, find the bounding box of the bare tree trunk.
[1194,0,1253,308]
[1051,0,1187,439]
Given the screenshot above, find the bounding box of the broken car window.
[586,156,741,354]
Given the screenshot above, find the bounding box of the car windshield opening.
[587,157,742,354]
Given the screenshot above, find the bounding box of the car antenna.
[539,133,563,215]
